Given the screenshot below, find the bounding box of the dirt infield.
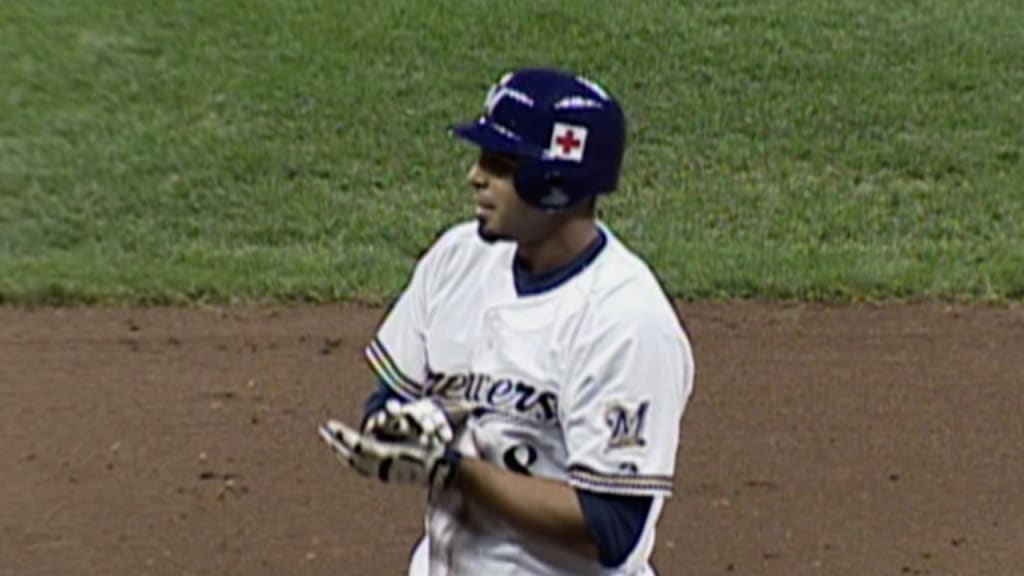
[2,303,1021,576]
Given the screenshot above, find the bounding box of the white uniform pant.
[406,536,658,576]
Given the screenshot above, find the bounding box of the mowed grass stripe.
[2,1,1021,303]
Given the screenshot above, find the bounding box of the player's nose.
[466,162,487,190]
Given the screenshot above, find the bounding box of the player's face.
[468,151,553,244]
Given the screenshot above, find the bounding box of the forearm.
[452,457,598,560]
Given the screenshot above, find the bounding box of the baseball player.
[320,68,694,575]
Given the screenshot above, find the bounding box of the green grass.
[2,0,1022,304]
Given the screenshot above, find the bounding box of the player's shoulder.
[433,220,481,246]
[417,220,506,273]
[588,225,683,333]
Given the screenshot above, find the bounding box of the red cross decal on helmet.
[546,123,588,162]
[556,130,581,154]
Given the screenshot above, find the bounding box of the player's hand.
[319,418,461,490]
[364,397,474,446]
[363,398,453,445]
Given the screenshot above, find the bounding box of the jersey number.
[502,443,538,476]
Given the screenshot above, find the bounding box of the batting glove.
[364,397,476,447]
[319,418,461,490]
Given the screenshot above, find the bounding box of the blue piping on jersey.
[513,228,607,296]
[361,379,404,427]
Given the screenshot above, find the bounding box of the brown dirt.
[2,302,1022,576]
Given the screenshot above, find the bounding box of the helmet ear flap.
[514,163,573,210]
[540,171,571,210]
[544,171,564,192]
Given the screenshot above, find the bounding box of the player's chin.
[476,217,509,244]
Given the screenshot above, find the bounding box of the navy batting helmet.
[450,68,626,210]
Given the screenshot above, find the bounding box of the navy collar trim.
[513,229,608,297]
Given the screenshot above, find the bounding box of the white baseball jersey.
[365,221,694,576]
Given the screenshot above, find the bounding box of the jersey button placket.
[484,310,497,350]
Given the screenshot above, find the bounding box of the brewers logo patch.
[605,401,650,449]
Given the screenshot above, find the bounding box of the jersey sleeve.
[562,305,694,497]
[364,232,451,401]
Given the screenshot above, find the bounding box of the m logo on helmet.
[546,123,588,163]
[484,83,535,118]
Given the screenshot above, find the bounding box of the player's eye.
[479,152,518,178]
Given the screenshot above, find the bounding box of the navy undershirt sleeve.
[361,379,403,428]
[576,489,653,568]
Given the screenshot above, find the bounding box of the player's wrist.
[433,447,463,490]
